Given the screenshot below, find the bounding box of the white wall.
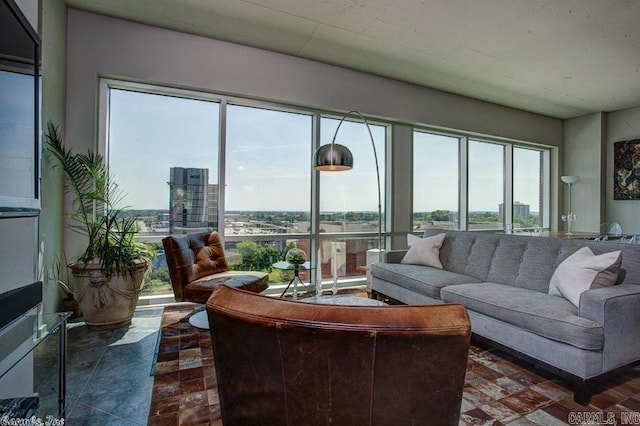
[563,107,640,235]
[64,9,564,250]
[606,106,640,234]
[39,0,68,313]
[563,113,606,233]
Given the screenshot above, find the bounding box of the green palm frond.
[44,121,154,277]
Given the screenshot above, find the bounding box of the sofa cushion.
[371,263,481,300]
[441,283,603,350]
[548,247,622,307]
[401,233,445,268]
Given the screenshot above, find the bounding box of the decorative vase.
[69,259,148,330]
[286,248,307,265]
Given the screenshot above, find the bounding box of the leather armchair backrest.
[162,231,228,301]
[207,285,471,426]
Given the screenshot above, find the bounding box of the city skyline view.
[107,87,545,222]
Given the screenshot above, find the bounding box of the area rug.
[147,299,640,426]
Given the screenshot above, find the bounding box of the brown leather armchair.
[207,285,471,425]
[162,231,268,304]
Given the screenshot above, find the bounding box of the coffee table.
[301,295,386,306]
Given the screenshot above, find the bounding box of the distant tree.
[514,214,540,228]
[234,241,262,270]
[428,210,451,221]
[233,241,281,271]
[469,212,499,222]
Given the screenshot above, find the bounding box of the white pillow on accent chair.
[548,246,622,307]
[401,233,446,269]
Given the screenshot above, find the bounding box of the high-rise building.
[168,167,218,234]
[498,202,530,221]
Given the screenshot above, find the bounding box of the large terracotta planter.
[70,259,148,330]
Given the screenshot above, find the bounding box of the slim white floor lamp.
[561,175,580,236]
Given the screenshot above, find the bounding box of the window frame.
[412,128,551,233]
[99,79,391,297]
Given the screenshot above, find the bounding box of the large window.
[225,104,313,235]
[413,132,459,231]
[107,87,220,296]
[104,81,389,298]
[413,131,549,233]
[105,80,550,300]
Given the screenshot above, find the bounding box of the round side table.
[272,261,316,300]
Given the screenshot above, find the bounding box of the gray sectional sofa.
[371,229,640,404]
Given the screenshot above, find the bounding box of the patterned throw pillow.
[191,231,229,281]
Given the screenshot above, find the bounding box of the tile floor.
[48,306,164,425]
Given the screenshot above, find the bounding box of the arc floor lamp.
[312,110,384,265]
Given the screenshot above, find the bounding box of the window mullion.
[311,112,321,264]
[459,136,468,231]
[218,98,228,236]
[504,144,514,231]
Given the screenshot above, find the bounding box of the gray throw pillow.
[401,233,446,269]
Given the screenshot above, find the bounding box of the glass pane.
[513,147,543,230]
[316,237,377,290]
[108,88,220,296]
[224,238,314,292]
[413,132,459,231]
[319,117,386,245]
[108,89,220,231]
[225,105,312,235]
[468,140,504,230]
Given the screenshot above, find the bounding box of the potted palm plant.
[44,122,153,330]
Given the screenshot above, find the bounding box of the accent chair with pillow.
[371,229,640,405]
[162,231,269,327]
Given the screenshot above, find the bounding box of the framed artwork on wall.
[613,139,640,200]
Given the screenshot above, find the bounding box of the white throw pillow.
[401,233,446,269]
[548,246,622,307]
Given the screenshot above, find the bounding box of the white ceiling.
[65,0,640,119]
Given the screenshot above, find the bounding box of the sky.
[108,88,541,214]
[108,89,385,212]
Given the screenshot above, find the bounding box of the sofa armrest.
[579,284,640,369]
[382,250,407,264]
